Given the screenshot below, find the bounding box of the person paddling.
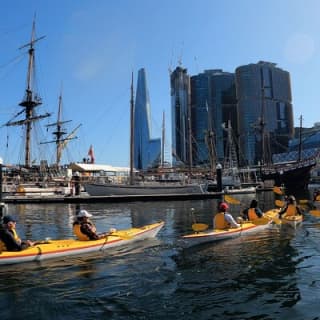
[0,215,34,251]
[73,210,109,240]
[214,202,240,229]
[242,199,264,221]
[278,195,303,218]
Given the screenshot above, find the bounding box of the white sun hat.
[77,210,92,218]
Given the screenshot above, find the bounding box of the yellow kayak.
[181,209,279,248]
[282,214,303,228]
[0,221,164,265]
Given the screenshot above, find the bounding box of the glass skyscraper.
[170,66,191,166]
[235,61,294,166]
[190,70,237,166]
[134,68,161,170]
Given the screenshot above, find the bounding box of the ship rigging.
[5,20,51,168]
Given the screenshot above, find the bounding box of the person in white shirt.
[214,202,240,229]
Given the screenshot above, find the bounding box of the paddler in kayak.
[73,210,109,240]
[0,215,35,251]
[214,202,241,229]
[242,199,264,221]
[278,195,303,218]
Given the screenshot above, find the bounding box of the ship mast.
[298,115,303,162]
[5,20,50,167]
[204,101,216,175]
[161,111,165,167]
[187,77,193,176]
[129,72,135,185]
[223,120,238,170]
[41,92,81,165]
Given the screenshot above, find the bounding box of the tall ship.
[260,158,316,189]
[5,20,51,168]
[3,21,80,196]
[83,73,207,196]
[259,116,317,190]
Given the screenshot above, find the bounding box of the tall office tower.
[235,61,294,166]
[190,70,237,167]
[170,66,192,166]
[134,68,161,170]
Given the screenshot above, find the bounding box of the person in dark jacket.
[279,195,303,218]
[242,199,264,221]
[73,210,109,241]
[0,215,34,251]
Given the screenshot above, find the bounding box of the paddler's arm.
[0,231,33,251]
[225,213,241,228]
[256,208,264,217]
[80,223,100,240]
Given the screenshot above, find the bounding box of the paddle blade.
[224,195,241,205]
[273,186,283,195]
[265,210,281,225]
[275,200,285,207]
[309,210,320,217]
[192,223,209,232]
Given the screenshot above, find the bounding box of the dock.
[0,187,270,204]
[2,192,223,204]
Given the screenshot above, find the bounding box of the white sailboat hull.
[84,182,206,196]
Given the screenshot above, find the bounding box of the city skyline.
[1,0,320,167]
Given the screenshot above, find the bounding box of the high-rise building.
[170,66,191,166]
[235,61,294,166]
[190,70,237,166]
[134,68,161,170]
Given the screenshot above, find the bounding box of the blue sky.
[1,0,320,167]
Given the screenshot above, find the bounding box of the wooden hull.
[0,221,164,265]
[261,159,316,190]
[282,215,303,228]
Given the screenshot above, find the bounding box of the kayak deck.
[282,214,303,228]
[181,208,280,248]
[181,221,272,248]
[0,221,164,265]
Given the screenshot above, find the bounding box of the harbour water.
[1,191,320,320]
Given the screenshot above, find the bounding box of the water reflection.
[1,192,320,319]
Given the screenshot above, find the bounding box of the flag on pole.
[88,145,95,164]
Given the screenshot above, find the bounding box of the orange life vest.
[285,204,298,216]
[73,223,91,241]
[214,212,230,229]
[248,208,259,220]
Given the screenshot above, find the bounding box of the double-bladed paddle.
[309,210,320,217]
[224,194,281,225]
[191,208,209,232]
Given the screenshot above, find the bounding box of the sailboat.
[41,92,81,166]
[83,73,207,197]
[260,115,316,190]
[205,119,256,193]
[5,20,51,168]
[256,84,316,190]
[3,21,78,197]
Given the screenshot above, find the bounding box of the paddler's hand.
[26,240,35,247]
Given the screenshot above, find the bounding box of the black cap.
[3,215,16,224]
